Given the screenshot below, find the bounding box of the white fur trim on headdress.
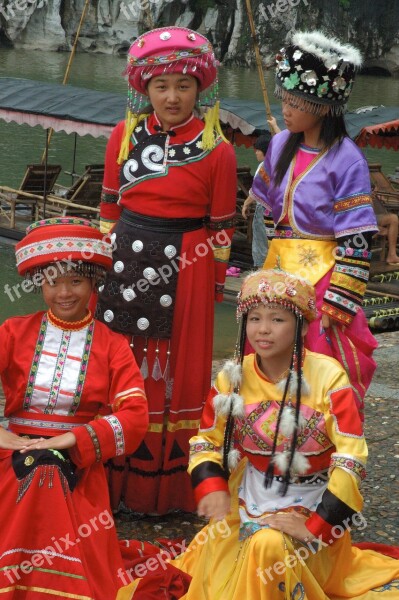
[291,31,362,68]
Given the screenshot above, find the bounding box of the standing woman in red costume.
[96,27,237,514]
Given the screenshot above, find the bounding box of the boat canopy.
[0,77,126,138]
[0,77,397,149]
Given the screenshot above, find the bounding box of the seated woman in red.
[0,217,148,600]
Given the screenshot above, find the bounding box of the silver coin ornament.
[160,294,172,307]
[160,32,171,41]
[143,267,157,281]
[114,261,124,273]
[164,244,177,258]
[132,240,144,253]
[104,310,114,322]
[137,317,150,330]
[123,288,137,301]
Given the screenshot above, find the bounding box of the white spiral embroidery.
[141,145,165,172]
[123,159,139,181]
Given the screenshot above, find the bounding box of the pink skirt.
[305,271,377,421]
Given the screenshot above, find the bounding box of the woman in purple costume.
[250,31,378,419]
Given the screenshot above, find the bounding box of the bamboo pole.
[245,0,274,133]
[41,0,91,163]
[143,4,154,29]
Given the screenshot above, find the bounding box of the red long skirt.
[0,451,125,599]
[107,227,214,514]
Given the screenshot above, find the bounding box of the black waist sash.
[96,210,205,338]
[120,209,205,232]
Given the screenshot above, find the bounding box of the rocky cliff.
[0,0,398,75]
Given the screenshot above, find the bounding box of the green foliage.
[339,0,351,8]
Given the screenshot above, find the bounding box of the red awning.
[355,119,399,151]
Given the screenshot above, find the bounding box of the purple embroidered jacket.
[249,130,378,324]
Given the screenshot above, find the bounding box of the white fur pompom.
[229,392,245,418]
[288,371,299,395]
[227,448,241,470]
[292,452,310,475]
[301,376,310,397]
[280,406,296,437]
[276,377,288,394]
[222,360,242,388]
[278,372,310,397]
[274,451,289,474]
[213,393,231,416]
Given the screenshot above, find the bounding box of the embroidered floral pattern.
[69,322,95,415]
[24,314,48,410]
[328,453,366,482]
[330,272,367,295]
[324,290,357,314]
[127,42,213,67]
[85,424,102,462]
[45,330,71,414]
[16,237,111,268]
[297,244,319,267]
[334,194,372,213]
[296,411,331,450]
[189,441,216,455]
[335,264,369,281]
[104,415,125,455]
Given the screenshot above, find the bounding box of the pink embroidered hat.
[15,217,113,281]
[118,26,226,164]
[237,267,318,323]
[126,26,218,95]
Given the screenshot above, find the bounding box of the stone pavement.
[1,332,398,547]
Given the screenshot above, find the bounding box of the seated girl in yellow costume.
[121,268,398,599]
[165,268,399,600]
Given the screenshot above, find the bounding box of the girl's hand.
[0,427,31,450]
[20,432,77,453]
[197,491,231,521]
[322,313,346,331]
[242,196,255,219]
[321,313,331,329]
[260,511,315,543]
[268,115,281,135]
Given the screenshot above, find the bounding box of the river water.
[0,48,398,355]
